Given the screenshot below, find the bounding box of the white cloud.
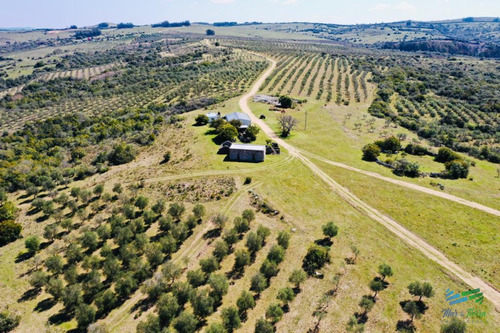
[211,0,235,3]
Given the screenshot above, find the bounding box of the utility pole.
[305,109,308,130]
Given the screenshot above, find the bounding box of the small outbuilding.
[206,112,221,123]
[225,112,251,129]
[228,143,266,162]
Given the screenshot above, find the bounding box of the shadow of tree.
[18,288,41,302]
[396,319,416,332]
[34,297,57,312]
[314,237,333,247]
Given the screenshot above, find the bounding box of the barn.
[225,112,251,129]
[228,143,266,162]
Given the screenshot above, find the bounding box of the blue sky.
[2,0,500,28]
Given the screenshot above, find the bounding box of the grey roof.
[226,112,251,122]
[229,144,266,152]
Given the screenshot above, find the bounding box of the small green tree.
[135,196,149,211]
[192,204,205,220]
[255,318,274,333]
[359,295,374,314]
[168,202,185,220]
[369,280,384,298]
[221,306,241,332]
[76,303,97,329]
[151,199,166,215]
[25,236,40,253]
[174,311,198,333]
[206,322,225,333]
[265,303,284,324]
[289,269,307,289]
[441,317,466,333]
[217,123,238,142]
[403,301,421,323]
[250,273,268,294]
[362,143,381,161]
[378,263,393,281]
[237,290,256,314]
[277,230,291,249]
[157,293,179,326]
[277,287,295,307]
[322,221,338,240]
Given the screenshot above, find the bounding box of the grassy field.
[1,33,499,333]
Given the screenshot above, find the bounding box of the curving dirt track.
[239,55,500,310]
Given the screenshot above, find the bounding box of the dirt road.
[239,56,500,310]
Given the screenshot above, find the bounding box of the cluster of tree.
[381,40,500,58]
[27,186,207,330]
[435,147,470,179]
[117,22,134,29]
[73,29,101,39]
[151,21,191,28]
[207,117,260,143]
[366,55,500,164]
[347,263,393,332]
[206,29,215,36]
[0,107,163,194]
[213,22,238,27]
[302,221,338,275]
[0,189,21,246]
[396,280,435,331]
[362,136,402,161]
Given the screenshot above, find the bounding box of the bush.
[206,29,215,36]
[445,160,469,179]
[221,306,241,332]
[217,123,238,142]
[25,236,40,253]
[255,318,274,333]
[0,220,22,246]
[265,303,284,324]
[0,311,20,332]
[195,114,209,125]
[393,159,420,177]
[375,136,401,153]
[0,201,17,222]
[302,244,330,275]
[108,143,137,165]
[435,147,460,163]
[279,95,293,108]
[362,143,381,161]
[441,317,466,333]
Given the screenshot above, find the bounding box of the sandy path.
[239,55,500,310]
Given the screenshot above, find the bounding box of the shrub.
[0,220,22,246]
[279,95,293,108]
[265,303,284,324]
[108,143,136,165]
[375,136,401,153]
[445,160,469,179]
[435,147,460,163]
[362,143,381,161]
[393,159,420,177]
[302,244,330,275]
[195,114,209,125]
[0,311,20,333]
[25,236,40,253]
[217,123,238,142]
[221,306,241,332]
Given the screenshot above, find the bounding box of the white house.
[225,112,251,129]
[206,112,221,123]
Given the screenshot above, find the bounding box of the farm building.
[225,112,251,129]
[206,112,221,122]
[228,143,266,162]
